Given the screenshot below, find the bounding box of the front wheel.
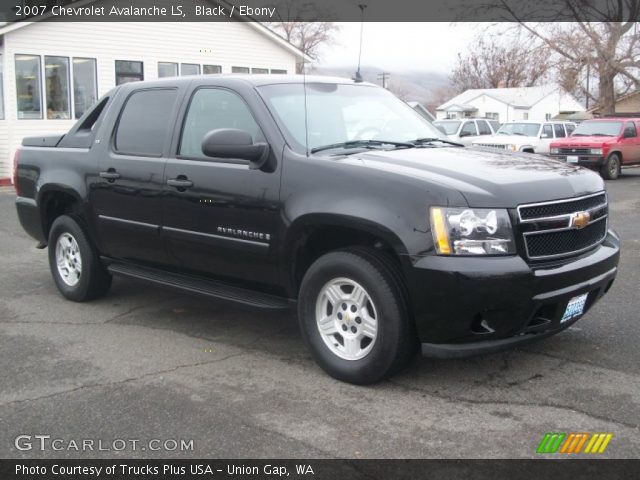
[601,153,621,180]
[298,248,416,384]
[48,215,112,302]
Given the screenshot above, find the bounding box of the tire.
[297,247,417,384]
[601,153,621,180]
[48,215,112,302]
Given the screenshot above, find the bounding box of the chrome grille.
[475,143,508,150]
[517,192,608,261]
[558,147,591,155]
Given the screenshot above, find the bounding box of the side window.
[114,88,178,156]
[624,121,637,137]
[541,124,553,138]
[460,121,477,136]
[179,88,262,159]
[476,120,492,135]
[565,123,576,136]
[553,123,566,138]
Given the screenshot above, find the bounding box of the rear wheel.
[601,153,620,180]
[48,215,112,302]
[298,248,416,384]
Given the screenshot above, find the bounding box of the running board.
[106,262,291,310]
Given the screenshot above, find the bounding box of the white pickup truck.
[472,120,576,154]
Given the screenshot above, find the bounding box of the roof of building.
[587,90,640,113]
[437,85,558,111]
[0,0,311,61]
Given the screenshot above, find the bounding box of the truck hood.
[551,135,616,147]
[346,146,604,208]
[472,135,534,145]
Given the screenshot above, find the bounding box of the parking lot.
[1,170,639,459]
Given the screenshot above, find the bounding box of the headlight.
[430,207,515,255]
[590,148,603,155]
[550,147,559,155]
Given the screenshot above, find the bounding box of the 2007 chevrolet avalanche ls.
[14,76,620,384]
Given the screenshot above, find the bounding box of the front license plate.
[567,155,579,163]
[561,293,588,323]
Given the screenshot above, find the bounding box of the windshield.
[572,121,623,137]
[257,83,448,154]
[433,121,461,135]
[496,123,541,137]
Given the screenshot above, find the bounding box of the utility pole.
[377,72,390,89]
[585,63,590,110]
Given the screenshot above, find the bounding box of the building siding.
[0,14,299,178]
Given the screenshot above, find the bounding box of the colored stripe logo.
[537,433,613,454]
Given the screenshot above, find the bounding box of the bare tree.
[450,34,550,92]
[264,1,339,73]
[479,0,640,114]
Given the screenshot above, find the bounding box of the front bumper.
[550,154,605,167]
[405,230,620,358]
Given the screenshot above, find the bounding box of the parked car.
[14,76,619,385]
[472,120,577,154]
[433,118,500,146]
[549,118,640,180]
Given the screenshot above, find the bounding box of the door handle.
[99,169,120,181]
[167,177,193,189]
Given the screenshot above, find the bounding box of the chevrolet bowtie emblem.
[571,211,590,230]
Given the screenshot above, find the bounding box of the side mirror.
[202,129,269,170]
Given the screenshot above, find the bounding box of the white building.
[0,1,307,181]
[436,85,585,123]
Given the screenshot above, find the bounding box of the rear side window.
[179,88,262,158]
[114,88,178,156]
[553,124,566,138]
[476,120,492,135]
[460,121,477,136]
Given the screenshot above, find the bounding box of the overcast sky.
[317,22,489,73]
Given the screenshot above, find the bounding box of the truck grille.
[517,192,608,261]
[558,147,591,155]
[475,143,508,150]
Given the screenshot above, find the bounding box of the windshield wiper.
[310,140,415,154]
[410,137,464,147]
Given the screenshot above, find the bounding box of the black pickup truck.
[14,75,620,384]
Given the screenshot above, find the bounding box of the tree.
[450,34,549,92]
[264,1,339,73]
[479,0,640,114]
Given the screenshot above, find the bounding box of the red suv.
[549,117,640,179]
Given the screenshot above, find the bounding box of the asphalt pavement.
[1,170,639,459]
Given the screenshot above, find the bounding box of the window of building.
[179,88,262,158]
[251,68,269,74]
[158,62,178,78]
[114,88,178,156]
[523,112,529,120]
[485,112,499,120]
[115,60,143,85]
[15,54,42,119]
[73,57,97,119]
[545,113,552,121]
[270,69,287,74]
[231,66,250,74]
[44,56,71,119]
[181,63,200,76]
[203,65,222,74]
[0,54,4,119]
[553,123,566,138]
[476,120,492,135]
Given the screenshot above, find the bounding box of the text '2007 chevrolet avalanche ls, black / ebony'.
[14,76,620,384]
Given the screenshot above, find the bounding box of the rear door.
[161,82,282,286]
[89,86,182,265]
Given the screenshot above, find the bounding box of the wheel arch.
[37,184,85,241]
